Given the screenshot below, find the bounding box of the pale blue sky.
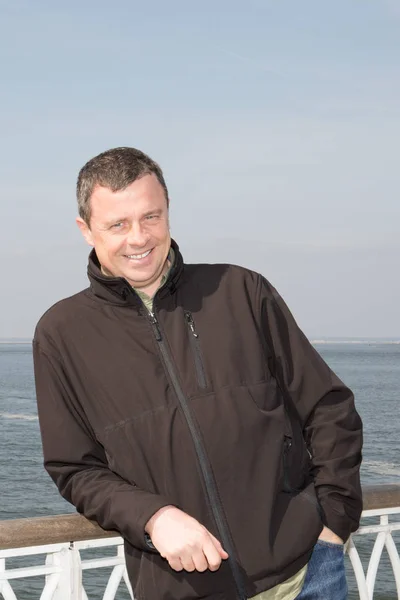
[1,0,399,338]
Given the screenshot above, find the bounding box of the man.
[33,147,362,600]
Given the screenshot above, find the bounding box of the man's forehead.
[90,195,164,224]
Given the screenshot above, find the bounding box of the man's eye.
[145,215,156,220]
[111,222,123,229]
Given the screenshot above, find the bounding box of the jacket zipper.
[184,311,207,389]
[147,310,247,600]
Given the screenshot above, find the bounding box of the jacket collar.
[87,239,184,306]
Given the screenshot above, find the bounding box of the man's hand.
[318,525,344,545]
[145,506,229,572]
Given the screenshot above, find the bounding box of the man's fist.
[145,506,229,572]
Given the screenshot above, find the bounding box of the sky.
[0,0,399,338]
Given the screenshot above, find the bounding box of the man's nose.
[126,222,150,247]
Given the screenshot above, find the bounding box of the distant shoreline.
[0,341,32,344]
[311,340,400,345]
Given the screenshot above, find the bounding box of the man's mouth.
[124,249,153,261]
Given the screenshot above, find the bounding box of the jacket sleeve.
[257,276,363,542]
[33,340,174,550]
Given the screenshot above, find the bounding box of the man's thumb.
[210,533,229,559]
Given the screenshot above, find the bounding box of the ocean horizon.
[2,337,400,344]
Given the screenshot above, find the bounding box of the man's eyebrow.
[143,208,162,217]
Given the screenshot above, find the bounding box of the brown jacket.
[33,240,362,600]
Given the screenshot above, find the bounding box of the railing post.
[0,558,18,600]
[46,544,83,600]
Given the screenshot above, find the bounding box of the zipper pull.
[283,436,292,451]
[184,311,199,338]
[149,312,162,341]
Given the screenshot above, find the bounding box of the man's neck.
[137,263,169,299]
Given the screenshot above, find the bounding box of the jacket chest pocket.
[178,310,269,393]
[184,311,208,389]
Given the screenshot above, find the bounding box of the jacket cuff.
[134,496,176,551]
[144,532,156,550]
[318,498,360,543]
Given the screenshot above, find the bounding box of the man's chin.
[123,271,156,288]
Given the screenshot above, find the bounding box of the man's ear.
[76,217,94,246]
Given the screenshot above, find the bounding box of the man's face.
[77,174,171,292]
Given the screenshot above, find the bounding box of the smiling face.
[76,174,171,297]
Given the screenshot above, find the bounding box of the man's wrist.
[318,525,344,545]
[144,505,175,535]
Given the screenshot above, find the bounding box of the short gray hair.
[77,147,169,225]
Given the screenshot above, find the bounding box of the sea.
[0,341,399,599]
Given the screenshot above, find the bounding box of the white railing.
[0,538,132,600]
[0,485,399,599]
[347,503,400,600]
